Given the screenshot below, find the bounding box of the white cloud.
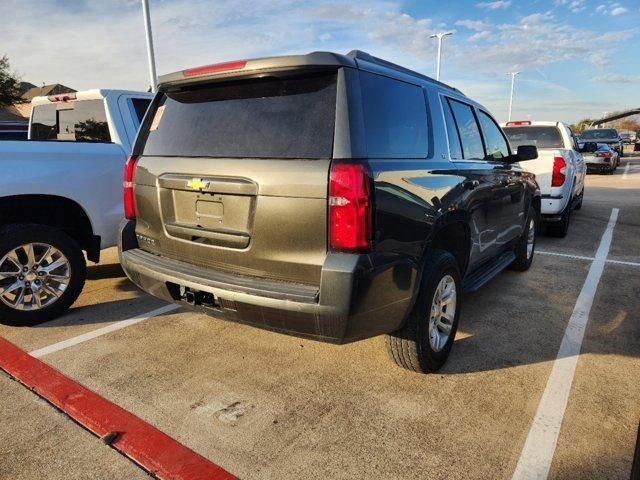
[476,1,512,10]
[611,7,627,15]
[455,19,490,31]
[595,73,640,83]
[596,4,606,12]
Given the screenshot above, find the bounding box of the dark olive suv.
[119,50,540,373]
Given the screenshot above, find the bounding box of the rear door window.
[442,98,463,160]
[478,111,510,160]
[130,98,151,125]
[359,72,428,158]
[142,73,337,158]
[31,100,111,142]
[447,98,485,160]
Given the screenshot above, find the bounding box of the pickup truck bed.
[0,89,153,325]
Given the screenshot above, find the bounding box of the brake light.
[552,156,566,187]
[124,156,138,220]
[47,93,77,102]
[329,163,372,251]
[505,120,531,126]
[183,60,247,76]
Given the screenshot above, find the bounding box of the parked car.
[619,131,637,144]
[502,120,586,237]
[580,142,618,174]
[0,89,152,325]
[119,50,540,373]
[578,128,624,158]
[0,121,28,140]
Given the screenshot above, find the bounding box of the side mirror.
[516,144,538,161]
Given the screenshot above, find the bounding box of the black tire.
[385,250,462,373]
[547,200,572,238]
[0,224,86,326]
[574,188,583,210]
[510,207,537,271]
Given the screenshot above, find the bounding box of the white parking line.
[536,251,593,262]
[512,208,619,480]
[29,304,180,358]
[623,162,630,179]
[537,250,640,267]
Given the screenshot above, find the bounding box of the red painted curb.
[0,337,238,480]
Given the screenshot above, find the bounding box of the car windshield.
[580,129,617,139]
[502,126,563,149]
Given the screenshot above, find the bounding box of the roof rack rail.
[346,50,462,94]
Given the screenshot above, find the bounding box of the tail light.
[124,156,138,219]
[183,60,247,76]
[329,163,372,251]
[551,156,566,187]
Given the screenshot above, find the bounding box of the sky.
[2,0,639,123]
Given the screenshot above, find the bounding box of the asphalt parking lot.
[1,152,639,480]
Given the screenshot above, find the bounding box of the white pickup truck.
[0,89,152,325]
[502,121,586,237]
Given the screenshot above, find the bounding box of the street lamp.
[141,0,158,92]
[429,32,453,81]
[507,71,520,122]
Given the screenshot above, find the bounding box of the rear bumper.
[585,160,613,172]
[118,220,413,343]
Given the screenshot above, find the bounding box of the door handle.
[464,180,480,190]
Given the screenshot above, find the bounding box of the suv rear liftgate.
[119,55,385,342]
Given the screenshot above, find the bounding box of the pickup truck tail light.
[124,156,138,220]
[552,156,566,187]
[329,163,372,252]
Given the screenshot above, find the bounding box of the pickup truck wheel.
[0,224,86,326]
[385,250,461,373]
[575,189,584,210]
[510,208,537,270]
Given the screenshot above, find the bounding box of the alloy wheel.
[0,243,71,311]
[428,274,457,352]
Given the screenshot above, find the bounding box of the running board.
[462,251,516,293]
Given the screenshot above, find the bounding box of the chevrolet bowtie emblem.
[186,178,209,190]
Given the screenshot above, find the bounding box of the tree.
[619,118,640,133]
[570,118,593,134]
[0,55,23,108]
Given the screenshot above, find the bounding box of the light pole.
[141,0,158,92]
[430,32,453,81]
[507,71,520,122]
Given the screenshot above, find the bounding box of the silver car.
[581,143,619,174]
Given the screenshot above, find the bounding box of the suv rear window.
[503,126,563,149]
[31,100,111,142]
[142,73,337,159]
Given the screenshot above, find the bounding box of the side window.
[360,71,428,158]
[478,111,510,160]
[130,98,151,125]
[441,98,463,160]
[447,99,485,160]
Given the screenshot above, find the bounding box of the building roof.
[18,82,36,96]
[21,83,76,101]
